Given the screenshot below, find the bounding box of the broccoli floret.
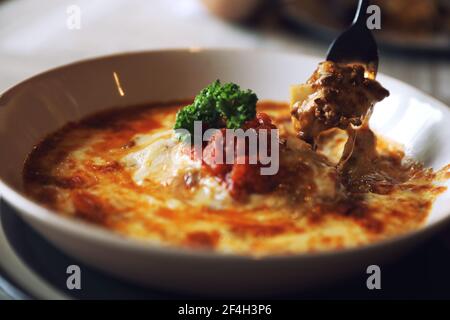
[174,80,258,138]
[213,81,258,129]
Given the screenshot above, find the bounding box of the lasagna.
[23,63,450,256]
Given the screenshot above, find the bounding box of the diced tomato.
[202,113,280,200]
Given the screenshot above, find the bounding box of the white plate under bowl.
[0,49,450,297]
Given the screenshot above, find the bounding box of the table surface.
[0,0,449,300]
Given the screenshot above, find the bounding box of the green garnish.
[174,80,258,138]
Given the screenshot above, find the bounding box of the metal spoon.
[326,0,378,77]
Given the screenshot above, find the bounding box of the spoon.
[326,0,378,77]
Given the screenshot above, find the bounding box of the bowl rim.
[1,48,450,261]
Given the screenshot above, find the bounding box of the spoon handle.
[353,0,370,26]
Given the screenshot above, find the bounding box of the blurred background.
[1,0,450,300]
[0,0,449,104]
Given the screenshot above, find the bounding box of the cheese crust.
[23,100,449,256]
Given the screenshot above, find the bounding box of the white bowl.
[1,49,450,297]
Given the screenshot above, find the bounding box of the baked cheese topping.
[22,99,450,256]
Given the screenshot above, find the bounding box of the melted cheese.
[22,100,450,256]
